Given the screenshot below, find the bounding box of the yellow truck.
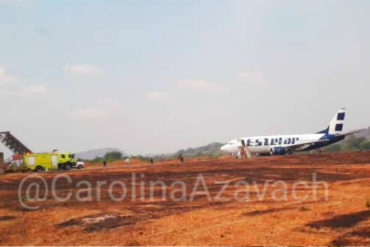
[24,152,77,172]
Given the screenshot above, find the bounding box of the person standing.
[125,157,130,166]
[178,153,184,163]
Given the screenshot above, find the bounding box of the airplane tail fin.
[317,108,346,135]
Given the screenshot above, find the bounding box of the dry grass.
[0,151,369,246]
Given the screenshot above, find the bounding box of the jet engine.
[270,147,288,155]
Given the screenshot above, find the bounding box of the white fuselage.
[221,133,326,155]
[221,109,349,156]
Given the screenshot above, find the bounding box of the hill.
[76,148,123,160]
[77,127,370,160]
[174,142,224,157]
[355,126,370,139]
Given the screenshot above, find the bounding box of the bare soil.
[0,151,369,246]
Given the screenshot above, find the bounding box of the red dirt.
[0,151,369,246]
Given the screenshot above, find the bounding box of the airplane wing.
[286,139,329,152]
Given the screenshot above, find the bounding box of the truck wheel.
[65,163,71,170]
[35,166,44,172]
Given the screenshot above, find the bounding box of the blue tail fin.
[317,108,346,135]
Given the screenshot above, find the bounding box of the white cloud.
[146,91,167,101]
[177,79,225,93]
[69,108,107,119]
[23,85,47,95]
[69,98,125,120]
[64,64,102,76]
[238,71,265,86]
[0,66,17,85]
[0,67,48,98]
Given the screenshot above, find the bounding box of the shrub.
[359,140,370,150]
[325,144,341,152]
[103,151,123,162]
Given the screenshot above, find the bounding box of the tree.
[359,140,370,150]
[325,144,341,152]
[342,136,367,151]
[323,136,370,152]
[103,151,123,162]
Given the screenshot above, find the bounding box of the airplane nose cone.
[220,144,228,152]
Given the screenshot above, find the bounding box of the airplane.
[220,108,363,158]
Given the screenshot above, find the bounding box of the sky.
[0,0,369,156]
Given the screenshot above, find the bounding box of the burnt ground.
[0,151,369,246]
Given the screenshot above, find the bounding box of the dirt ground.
[0,151,370,246]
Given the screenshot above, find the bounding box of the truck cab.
[57,153,77,170]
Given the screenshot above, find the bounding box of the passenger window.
[284,138,291,144]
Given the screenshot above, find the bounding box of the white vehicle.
[221,108,363,158]
[73,161,85,169]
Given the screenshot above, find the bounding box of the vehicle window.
[61,154,65,159]
[69,154,75,158]
[28,157,35,165]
